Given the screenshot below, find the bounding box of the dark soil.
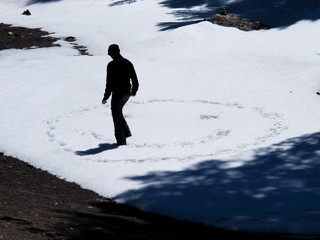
[64,36,91,56]
[0,23,90,55]
[0,23,59,50]
[0,23,306,240]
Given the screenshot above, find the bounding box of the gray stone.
[208,11,271,31]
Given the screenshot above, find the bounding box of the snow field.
[1,0,320,235]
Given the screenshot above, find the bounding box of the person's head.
[108,44,120,58]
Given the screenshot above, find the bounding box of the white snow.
[1,0,320,236]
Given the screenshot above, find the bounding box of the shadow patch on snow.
[115,132,320,235]
[157,20,206,31]
[108,0,137,7]
[75,143,118,156]
[157,0,320,30]
[26,0,61,5]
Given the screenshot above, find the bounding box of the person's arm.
[102,64,113,104]
[130,63,139,96]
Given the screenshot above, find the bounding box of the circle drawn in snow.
[46,99,287,162]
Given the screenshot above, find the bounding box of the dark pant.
[111,92,131,145]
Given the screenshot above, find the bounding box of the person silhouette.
[102,44,139,145]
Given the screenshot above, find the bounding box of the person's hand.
[102,100,107,104]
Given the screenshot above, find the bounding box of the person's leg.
[111,93,130,145]
[123,118,131,138]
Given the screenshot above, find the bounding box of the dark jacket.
[103,55,139,100]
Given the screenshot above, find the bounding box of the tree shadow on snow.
[26,0,61,4]
[108,0,137,7]
[24,0,320,30]
[115,132,320,233]
[75,143,118,156]
[157,0,320,30]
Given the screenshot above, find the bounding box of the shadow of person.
[75,143,118,156]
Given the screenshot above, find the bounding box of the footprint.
[200,114,219,120]
[45,101,287,162]
[59,142,66,147]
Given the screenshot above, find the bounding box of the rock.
[64,36,76,42]
[22,10,31,16]
[220,8,228,16]
[208,9,271,31]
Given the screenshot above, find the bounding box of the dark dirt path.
[0,23,303,240]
